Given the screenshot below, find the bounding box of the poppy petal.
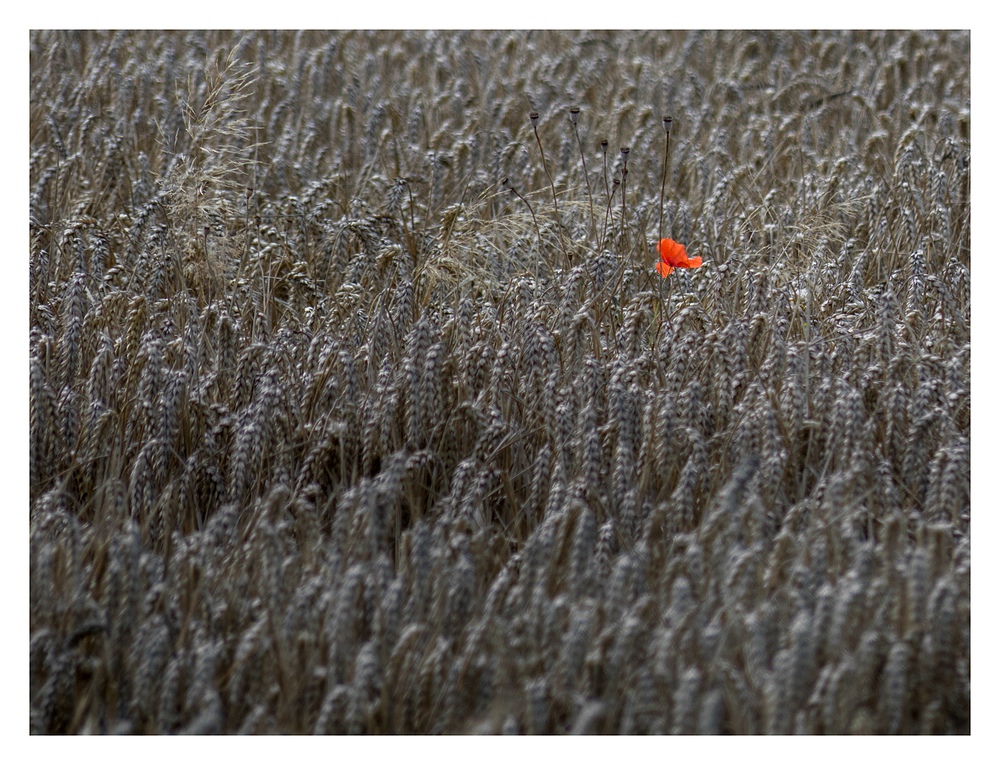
[658,238,688,266]
[656,261,673,277]
[685,255,703,268]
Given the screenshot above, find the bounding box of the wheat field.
[29,30,970,734]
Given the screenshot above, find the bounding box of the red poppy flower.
[656,238,703,277]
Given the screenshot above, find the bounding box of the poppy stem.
[502,178,547,275]
[599,140,610,249]
[619,147,630,252]
[570,108,596,244]
[658,116,672,243]
[601,177,620,253]
[530,113,571,266]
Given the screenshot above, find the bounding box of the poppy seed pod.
[620,147,630,165]
[569,107,580,125]
[501,177,513,192]
[529,111,540,127]
[600,139,608,150]
[663,116,673,133]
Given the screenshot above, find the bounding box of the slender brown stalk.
[600,139,610,201]
[619,147,630,250]
[599,139,611,250]
[658,116,672,242]
[601,175,620,252]
[530,111,571,265]
[569,107,596,242]
[502,177,545,268]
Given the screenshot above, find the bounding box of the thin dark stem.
[620,169,629,250]
[601,178,619,252]
[531,117,570,265]
[600,140,610,248]
[570,110,596,243]
[620,147,630,251]
[516,192,543,251]
[503,178,545,270]
[658,118,672,243]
